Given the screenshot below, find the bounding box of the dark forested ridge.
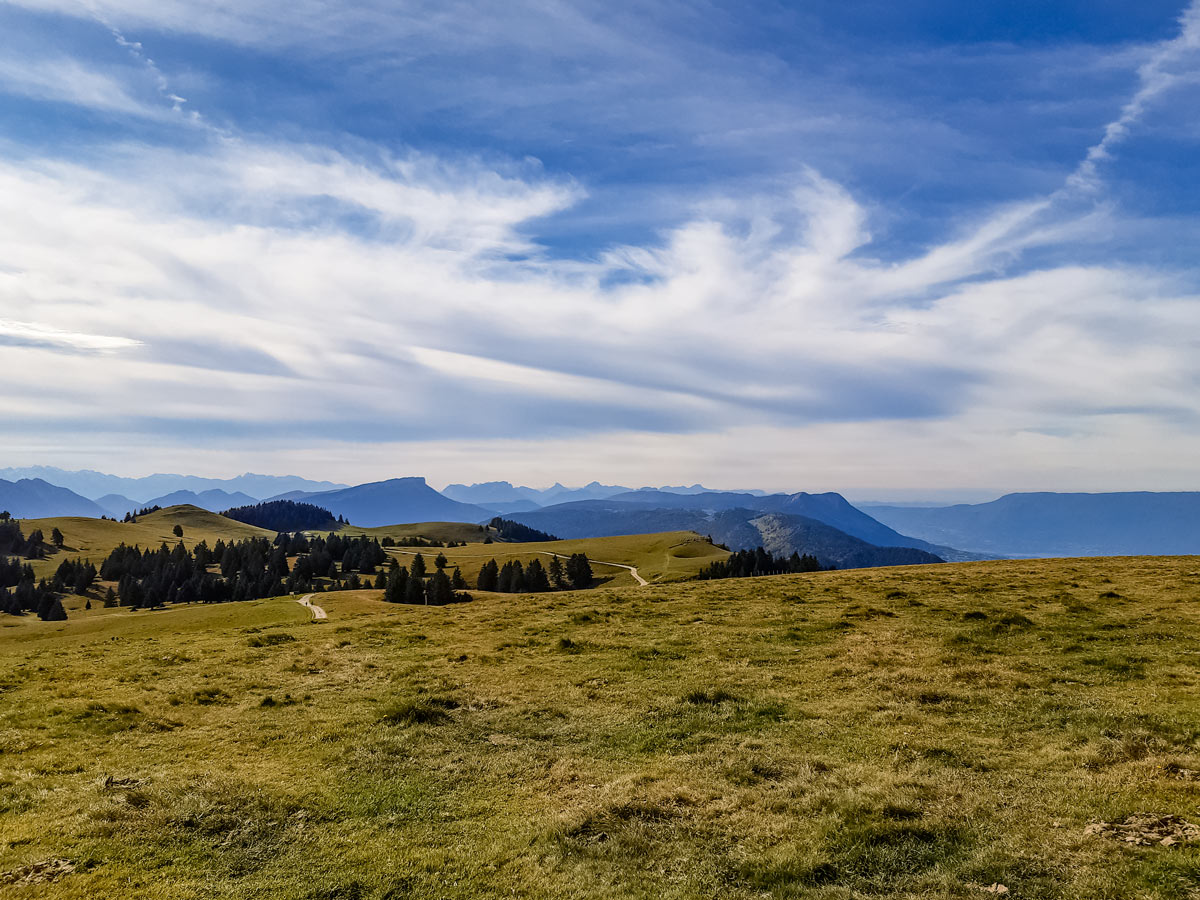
[222,499,338,532]
[487,517,559,543]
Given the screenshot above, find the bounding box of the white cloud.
[1,1,1199,491]
[0,129,1197,491]
[0,54,161,116]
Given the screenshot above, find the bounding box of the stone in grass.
[0,858,76,886]
[1083,813,1200,847]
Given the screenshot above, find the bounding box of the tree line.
[381,552,470,606]
[0,517,66,620]
[487,517,559,543]
[695,547,825,580]
[222,499,337,532]
[475,552,592,592]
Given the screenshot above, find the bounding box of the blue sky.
[0,1,1198,499]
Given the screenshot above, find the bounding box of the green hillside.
[2,556,1199,897]
[17,505,275,582]
[381,530,729,588]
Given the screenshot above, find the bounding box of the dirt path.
[296,594,327,620]
[386,548,649,587]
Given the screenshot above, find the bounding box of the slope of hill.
[143,489,260,512]
[1,555,1197,898]
[868,491,1200,557]
[508,503,941,570]
[0,478,104,519]
[94,493,140,518]
[748,513,943,569]
[382,530,729,587]
[295,477,492,527]
[605,489,952,554]
[16,505,275,580]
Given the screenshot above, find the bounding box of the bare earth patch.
[1085,814,1200,847]
[0,857,77,886]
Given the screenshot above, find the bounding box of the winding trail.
[386,548,649,587]
[296,594,327,620]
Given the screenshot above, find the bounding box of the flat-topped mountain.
[275,477,492,527]
[868,491,1200,557]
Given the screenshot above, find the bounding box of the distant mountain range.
[4,467,1195,563]
[868,492,1200,557]
[269,477,491,527]
[502,500,951,567]
[441,480,766,509]
[0,467,346,504]
[0,478,105,519]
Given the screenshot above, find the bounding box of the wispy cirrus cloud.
[0,0,1198,493]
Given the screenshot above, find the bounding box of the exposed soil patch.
[1084,813,1200,847]
[0,858,76,886]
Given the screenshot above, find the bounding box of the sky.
[1,1,1199,500]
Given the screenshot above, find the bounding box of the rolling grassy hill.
[18,505,275,582]
[383,531,731,588]
[1,556,1198,898]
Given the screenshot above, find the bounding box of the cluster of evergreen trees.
[695,547,824,580]
[222,500,338,532]
[52,558,98,595]
[0,517,45,560]
[276,532,389,591]
[379,536,463,548]
[475,553,592,592]
[0,517,65,620]
[0,577,66,619]
[99,538,287,609]
[487,517,559,543]
[121,506,161,523]
[381,553,470,606]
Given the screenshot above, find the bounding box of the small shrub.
[248,632,297,648]
[682,688,738,705]
[380,697,459,727]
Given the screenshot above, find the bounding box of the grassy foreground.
[1,556,1199,898]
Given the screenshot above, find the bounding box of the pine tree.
[173,524,184,538]
[429,570,453,605]
[410,553,427,580]
[477,559,498,591]
[548,555,565,589]
[434,552,448,571]
[51,527,65,548]
[404,576,424,605]
[566,553,593,589]
[526,558,550,592]
[451,567,466,590]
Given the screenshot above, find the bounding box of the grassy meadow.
[2,555,1200,898]
[19,507,275,584]
[375,530,730,588]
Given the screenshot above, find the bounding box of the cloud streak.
[0,1,1198,491]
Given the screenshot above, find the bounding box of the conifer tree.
[548,555,565,589]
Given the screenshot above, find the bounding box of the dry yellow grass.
[18,505,274,583]
[1,555,1199,898]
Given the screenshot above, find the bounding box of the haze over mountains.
[1,467,1196,562]
[0,468,347,505]
[868,493,1200,558]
